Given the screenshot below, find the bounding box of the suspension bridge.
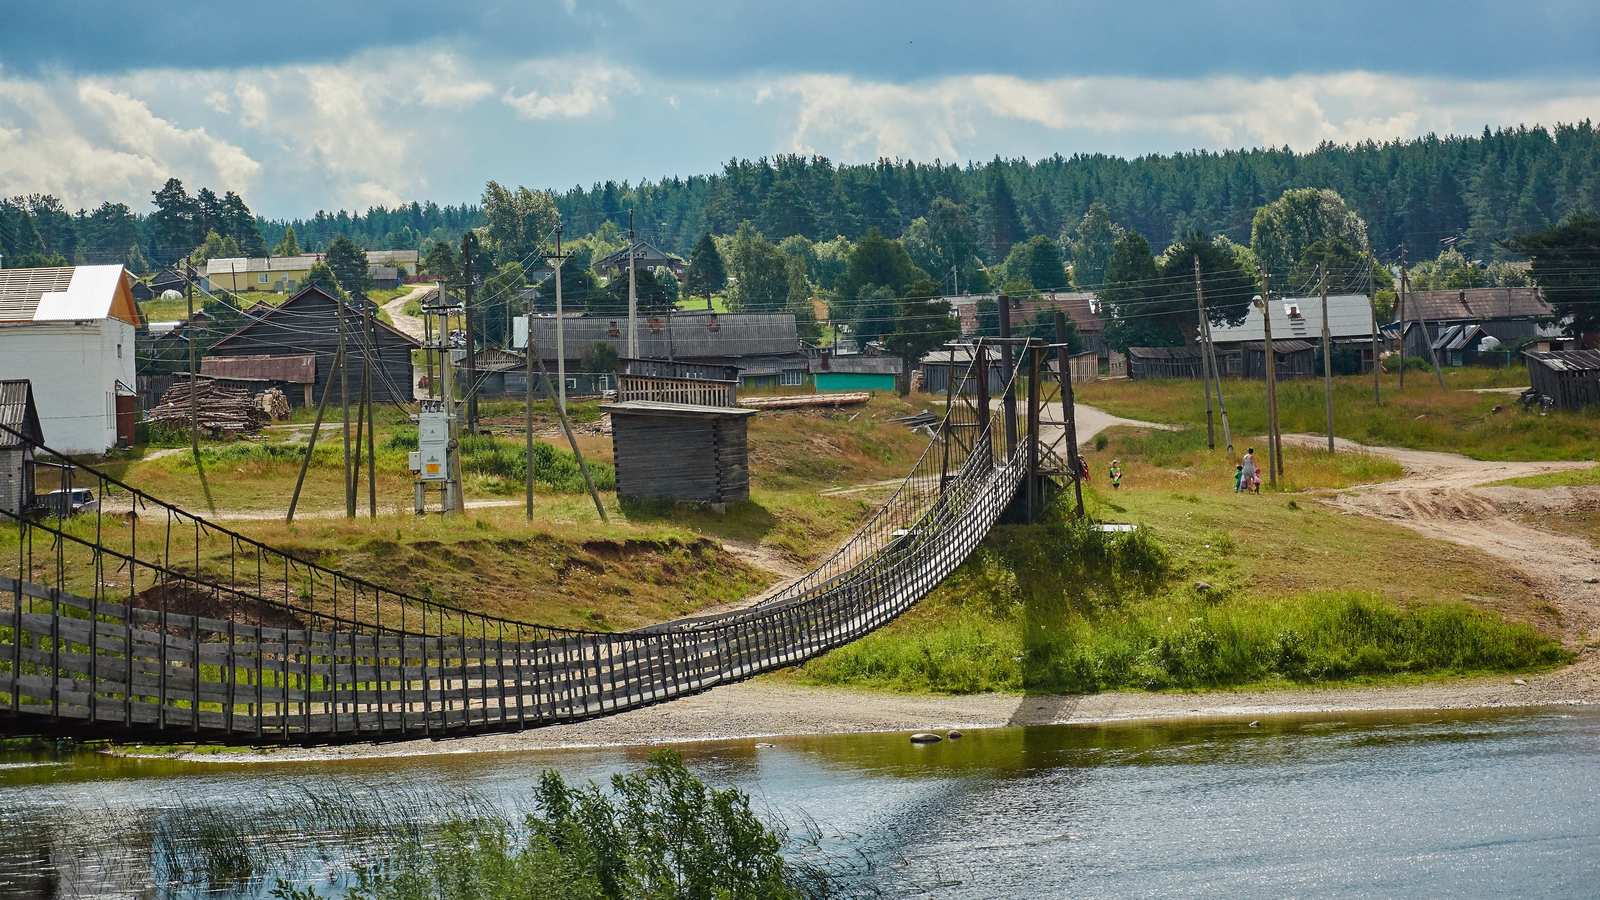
[1,339,1080,744]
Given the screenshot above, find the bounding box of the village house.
[950,291,1108,358]
[204,284,420,405]
[0,265,141,453]
[1396,287,1570,363]
[0,380,45,515]
[1207,293,1378,376]
[1525,349,1600,412]
[516,310,808,390]
[809,355,903,393]
[592,241,686,280]
[204,249,419,293]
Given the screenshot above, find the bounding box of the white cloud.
[767,71,1600,161]
[0,75,259,210]
[502,63,640,120]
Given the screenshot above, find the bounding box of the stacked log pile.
[259,388,291,421]
[738,392,870,410]
[145,377,269,436]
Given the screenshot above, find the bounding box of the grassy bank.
[1077,370,1598,461]
[796,514,1567,695]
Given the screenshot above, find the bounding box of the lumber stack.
[259,388,291,421]
[738,392,870,410]
[145,377,270,436]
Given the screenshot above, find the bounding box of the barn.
[205,284,420,405]
[0,380,44,516]
[1126,346,1204,380]
[604,362,754,507]
[1525,350,1600,412]
[811,356,902,393]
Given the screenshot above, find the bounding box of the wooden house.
[603,366,754,507]
[1526,350,1600,411]
[1210,293,1378,374]
[1401,288,1563,358]
[519,310,807,390]
[205,284,420,404]
[1127,346,1204,380]
[593,240,686,279]
[461,347,617,399]
[918,346,1010,395]
[810,356,902,393]
[199,354,318,405]
[1238,340,1316,379]
[0,265,141,453]
[0,380,44,516]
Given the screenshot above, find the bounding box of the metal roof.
[1406,287,1551,322]
[523,311,799,361]
[1209,294,1374,344]
[603,400,756,417]
[1242,339,1315,353]
[206,255,322,276]
[1525,350,1600,373]
[1127,346,1203,360]
[0,379,44,448]
[0,265,130,323]
[811,356,904,375]
[200,354,317,384]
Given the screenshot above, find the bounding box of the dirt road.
[1286,434,1600,666]
[381,283,432,342]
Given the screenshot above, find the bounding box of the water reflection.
[0,707,1596,897]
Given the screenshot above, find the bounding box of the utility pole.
[1397,246,1408,393]
[1055,312,1085,518]
[440,300,464,513]
[183,263,215,513]
[1193,255,1215,450]
[1320,264,1335,453]
[1195,269,1233,454]
[287,346,342,523]
[1368,250,1381,405]
[337,286,354,518]
[462,233,478,432]
[1259,274,1280,487]
[997,295,1017,456]
[365,297,379,517]
[1406,264,1447,390]
[554,225,567,413]
[524,285,537,521]
[627,210,639,360]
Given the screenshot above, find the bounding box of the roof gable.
[1208,294,1374,344]
[0,379,44,448]
[1405,287,1551,322]
[0,265,137,325]
[209,284,421,351]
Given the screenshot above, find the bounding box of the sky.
[3,1,1599,219]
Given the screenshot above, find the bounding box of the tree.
[305,261,341,296]
[684,232,727,302]
[758,178,817,239]
[593,266,675,317]
[481,181,560,267]
[784,256,822,343]
[1100,230,1166,351]
[1507,214,1600,337]
[998,235,1067,291]
[579,341,621,374]
[982,161,1026,261]
[903,196,984,292]
[273,225,302,257]
[836,228,925,307]
[1157,232,1256,330]
[188,230,239,266]
[1066,202,1120,289]
[852,285,900,345]
[884,291,958,394]
[324,235,371,298]
[149,178,197,264]
[126,242,149,275]
[1250,188,1370,282]
[221,191,266,256]
[481,261,526,347]
[421,239,458,283]
[725,222,790,312]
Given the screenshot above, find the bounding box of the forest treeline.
[3,122,1597,273]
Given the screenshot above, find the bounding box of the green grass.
[676,294,730,312]
[1490,465,1600,488]
[795,512,1568,694]
[1077,370,1599,461]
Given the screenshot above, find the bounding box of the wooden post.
[530,352,607,522]
[183,264,215,512]
[1199,300,1233,454]
[1320,265,1335,453]
[1368,251,1381,405]
[1259,274,1280,487]
[939,344,955,490]
[1025,343,1041,520]
[337,290,354,517]
[973,341,990,468]
[1397,252,1407,393]
[288,346,342,522]
[462,234,478,432]
[997,294,1018,457]
[525,288,537,521]
[1406,266,1447,390]
[364,299,379,517]
[1193,255,1215,450]
[1055,312,1084,518]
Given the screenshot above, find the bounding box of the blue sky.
[3,1,1598,218]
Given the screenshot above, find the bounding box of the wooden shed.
[603,400,756,506]
[0,380,44,516]
[1126,346,1204,380]
[1242,339,1317,379]
[1526,350,1600,412]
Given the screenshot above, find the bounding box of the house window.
[258,273,270,284]
[566,378,579,390]
[780,369,804,387]
[597,375,613,390]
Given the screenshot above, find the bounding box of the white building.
[0,265,141,454]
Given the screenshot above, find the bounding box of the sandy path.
[381,283,432,342]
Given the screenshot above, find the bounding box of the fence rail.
[614,374,738,408]
[3,341,1068,744]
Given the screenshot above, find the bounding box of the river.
[1,707,1597,897]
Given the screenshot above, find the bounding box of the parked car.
[34,488,98,518]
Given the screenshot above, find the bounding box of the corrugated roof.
[1243,339,1316,353]
[208,284,421,350]
[603,400,756,417]
[953,291,1103,335]
[1127,346,1204,360]
[1526,349,1600,373]
[1406,287,1551,322]
[0,379,43,448]
[0,266,135,323]
[200,354,317,384]
[524,311,799,361]
[810,356,904,375]
[1210,294,1374,344]
[206,255,322,276]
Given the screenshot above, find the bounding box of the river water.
[1,707,1597,897]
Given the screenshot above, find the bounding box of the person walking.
[1234,463,1245,493]
[1108,458,1123,490]
[1240,448,1257,495]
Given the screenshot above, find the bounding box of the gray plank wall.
[611,413,749,504]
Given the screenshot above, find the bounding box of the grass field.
[1076,369,1599,461]
[792,413,1567,695]
[1490,465,1600,489]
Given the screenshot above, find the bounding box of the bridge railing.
[1,339,1053,742]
